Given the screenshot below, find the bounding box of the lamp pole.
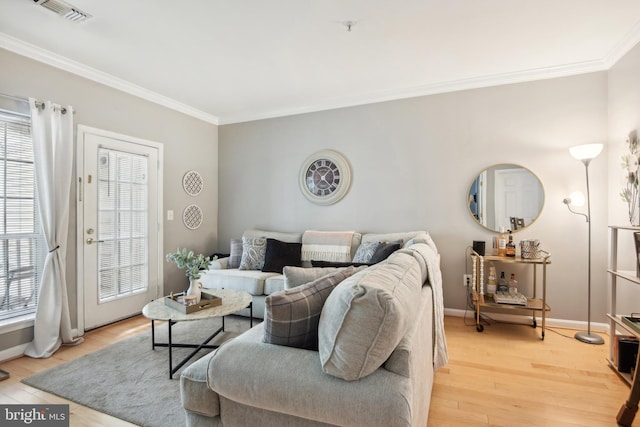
[575,157,604,345]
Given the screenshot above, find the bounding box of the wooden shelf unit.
[470,251,551,340]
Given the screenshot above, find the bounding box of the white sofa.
[199,229,432,319]
[180,240,447,426]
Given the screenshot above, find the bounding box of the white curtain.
[24,99,83,358]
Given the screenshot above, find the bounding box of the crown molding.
[219,58,608,124]
[0,33,219,125]
[3,26,638,127]
[603,21,640,68]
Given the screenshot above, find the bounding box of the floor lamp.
[563,143,604,345]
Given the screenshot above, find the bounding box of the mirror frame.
[467,163,545,233]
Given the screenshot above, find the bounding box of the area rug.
[22,316,252,427]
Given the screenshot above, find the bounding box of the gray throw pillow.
[228,238,243,269]
[238,236,267,270]
[263,267,358,350]
[352,241,381,263]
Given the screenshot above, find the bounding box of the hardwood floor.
[431,316,637,427]
[0,314,636,426]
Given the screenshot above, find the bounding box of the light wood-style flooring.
[0,315,637,426]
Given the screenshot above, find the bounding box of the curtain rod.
[0,93,70,114]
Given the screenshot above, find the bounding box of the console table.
[470,250,551,339]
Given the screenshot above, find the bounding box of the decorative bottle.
[508,273,518,296]
[506,230,516,257]
[498,271,508,292]
[497,227,507,256]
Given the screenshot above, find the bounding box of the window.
[0,110,45,323]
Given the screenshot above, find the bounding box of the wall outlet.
[463,274,472,288]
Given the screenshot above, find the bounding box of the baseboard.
[0,327,80,363]
[0,343,28,362]
[444,308,609,334]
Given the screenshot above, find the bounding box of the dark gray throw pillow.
[369,241,402,264]
[263,266,357,350]
[262,238,302,273]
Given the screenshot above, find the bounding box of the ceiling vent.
[33,0,92,22]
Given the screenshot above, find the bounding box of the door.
[78,127,162,330]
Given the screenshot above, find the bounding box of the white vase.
[186,280,202,303]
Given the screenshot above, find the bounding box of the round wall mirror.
[467,163,545,232]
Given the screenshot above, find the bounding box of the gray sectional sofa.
[199,229,431,319]
[180,229,447,427]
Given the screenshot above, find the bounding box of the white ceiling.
[1,0,640,125]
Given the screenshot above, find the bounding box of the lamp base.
[575,331,604,345]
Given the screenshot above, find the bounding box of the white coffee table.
[142,288,253,378]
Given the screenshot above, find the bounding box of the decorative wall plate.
[182,170,203,196]
[183,204,203,230]
[299,150,351,205]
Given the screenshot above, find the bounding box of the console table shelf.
[470,250,551,340]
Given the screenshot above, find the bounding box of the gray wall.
[0,48,218,351]
[607,42,640,315]
[219,71,610,324]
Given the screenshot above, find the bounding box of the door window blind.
[97,147,149,302]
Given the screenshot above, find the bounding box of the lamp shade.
[565,191,586,207]
[569,144,603,161]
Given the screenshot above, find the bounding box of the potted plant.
[166,248,212,303]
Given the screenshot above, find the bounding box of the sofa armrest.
[208,324,413,427]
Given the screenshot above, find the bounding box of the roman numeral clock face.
[299,150,351,205]
[306,159,340,196]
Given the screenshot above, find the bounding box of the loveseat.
[180,232,447,427]
[199,229,432,319]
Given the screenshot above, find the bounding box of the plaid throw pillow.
[264,266,357,350]
[228,238,243,269]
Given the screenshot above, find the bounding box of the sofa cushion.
[239,236,267,270]
[318,251,423,381]
[200,269,280,295]
[361,231,430,248]
[264,267,358,350]
[264,275,284,295]
[262,238,302,273]
[352,241,380,263]
[228,238,243,269]
[283,266,345,289]
[369,241,402,264]
[243,229,302,243]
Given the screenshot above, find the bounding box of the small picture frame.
[634,232,640,277]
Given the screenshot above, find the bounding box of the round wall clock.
[299,150,351,205]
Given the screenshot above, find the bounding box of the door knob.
[86,238,104,245]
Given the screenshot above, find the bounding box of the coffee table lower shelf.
[150,316,241,379]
